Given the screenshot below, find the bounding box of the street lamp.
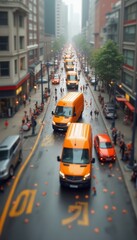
[40,62,44,104]
[111,80,116,129]
[46,62,50,94]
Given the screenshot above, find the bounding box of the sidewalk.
[0,84,50,142]
[86,78,137,218]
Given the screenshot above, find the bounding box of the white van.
[0,135,22,180]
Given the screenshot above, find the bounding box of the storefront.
[0,73,30,118]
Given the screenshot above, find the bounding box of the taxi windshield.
[62,148,89,164]
[55,106,73,117]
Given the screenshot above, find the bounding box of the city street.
[0,56,137,240]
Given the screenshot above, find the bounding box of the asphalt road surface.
[0,59,137,240]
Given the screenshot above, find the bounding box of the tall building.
[94,0,119,48]
[0,0,46,118]
[103,1,121,45]
[88,0,96,45]
[119,0,137,111]
[44,0,62,38]
[0,0,29,117]
[81,0,89,39]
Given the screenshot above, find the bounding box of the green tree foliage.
[92,40,124,85]
[52,35,66,54]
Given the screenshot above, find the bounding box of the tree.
[92,40,124,86]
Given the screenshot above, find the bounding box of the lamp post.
[41,62,44,104]
[111,80,116,129]
[46,62,50,94]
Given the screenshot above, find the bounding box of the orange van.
[65,59,74,71]
[57,123,95,188]
[52,92,84,131]
[66,71,79,89]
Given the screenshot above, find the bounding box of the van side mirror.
[52,111,54,115]
[57,156,61,161]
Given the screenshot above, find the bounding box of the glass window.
[0,12,8,25]
[123,26,136,42]
[100,142,113,149]
[62,148,89,164]
[125,3,137,21]
[55,106,73,117]
[122,72,133,89]
[19,36,24,49]
[0,37,9,51]
[0,150,8,160]
[123,49,134,67]
[0,62,10,76]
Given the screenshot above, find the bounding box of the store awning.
[116,97,127,102]
[125,101,134,112]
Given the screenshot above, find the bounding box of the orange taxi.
[51,74,60,84]
[94,134,116,162]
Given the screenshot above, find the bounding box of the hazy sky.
[62,0,82,14]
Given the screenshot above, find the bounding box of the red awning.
[116,97,127,102]
[125,101,134,112]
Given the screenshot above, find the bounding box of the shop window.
[0,62,10,76]
[0,36,9,51]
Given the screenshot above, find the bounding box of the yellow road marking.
[0,125,43,235]
[62,202,89,226]
[9,190,37,217]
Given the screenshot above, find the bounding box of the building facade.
[119,0,137,113]
[0,0,46,118]
[0,0,29,117]
[94,0,119,49]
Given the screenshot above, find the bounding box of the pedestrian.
[94,109,97,118]
[96,110,99,118]
[29,107,32,116]
[4,119,9,129]
[119,140,126,161]
[23,99,26,107]
[90,110,93,118]
[112,129,117,145]
[31,115,37,135]
[28,96,31,103]
[55,95,57,102]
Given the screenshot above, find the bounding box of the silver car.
[0,135,22,180]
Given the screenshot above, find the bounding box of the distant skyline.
[62,0,82,15]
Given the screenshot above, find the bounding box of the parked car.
[103,106,117,119]
[51,74,60,84]
[84,66,89,74]
[94,134,116,162]
[90,77,96,85]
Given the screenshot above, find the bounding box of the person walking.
[90,110,93,119]
[4,119,9,129]
[119,140,126,161]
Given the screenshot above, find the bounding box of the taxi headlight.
[67,122,71,126]
[52,120,55,125]
[59,171,65,179]
[83,173,90,180]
